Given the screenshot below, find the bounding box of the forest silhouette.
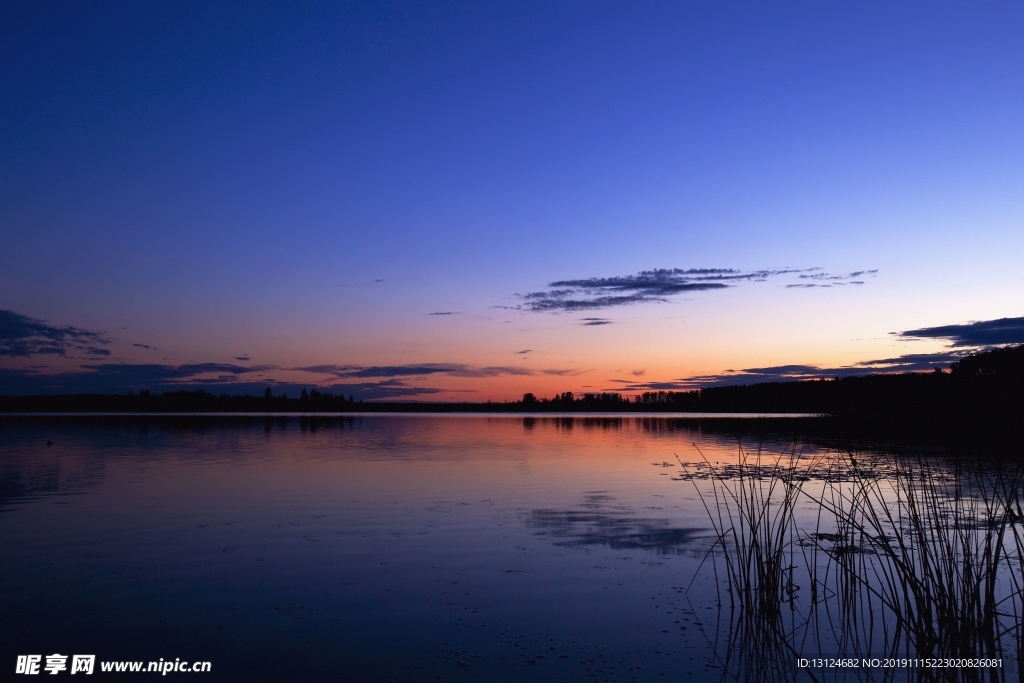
[3,344,1021,445]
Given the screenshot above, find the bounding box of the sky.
[2,0,1023,400]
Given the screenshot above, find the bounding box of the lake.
[1,415,1021,682]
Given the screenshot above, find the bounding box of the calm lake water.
[1,415,1020,682]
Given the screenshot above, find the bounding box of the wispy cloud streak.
[785,269,878,288]
[517,267,874,312]
[296,363,580,379]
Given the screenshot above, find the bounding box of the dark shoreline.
[2,344,1021,454]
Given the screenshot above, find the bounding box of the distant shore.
[2,344,1021,450]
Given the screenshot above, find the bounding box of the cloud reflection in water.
[528,493,705,554]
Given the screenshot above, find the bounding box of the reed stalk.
[684,446,1024,683]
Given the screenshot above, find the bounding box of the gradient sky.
[2,1,1023,400]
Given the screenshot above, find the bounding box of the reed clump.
[681,445,821,682]
[682,446,1024,683]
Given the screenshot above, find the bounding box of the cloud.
[608,349,971,392]
[0,309,110,358]
[788,269,878,287]
[528,508,704,554]
[540,368,589,376]
[257,380,448,401]
[896,316,1024,347]
[296,363,587,379]
[311,379,446,400]
[76,362,274,383]
[176,362,277,376]
[441,365,536,378]
[428,311,457,316]
[0,310,595,397]
[691,352,966,387]
[297,364,452,378]
[0,365,444,400]
[730,364,834,378]
[231,379,447,401]
[276,377,452,400]
[852,351,969,370]
[517,349,532,355]
[527,492,706,554]
[526,293,688,312]
[610,315,1012,392]
[517,267,873,312]
[581,317,613,326]
[0,362,269,395]
[608,379,697,391]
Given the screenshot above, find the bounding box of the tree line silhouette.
[2,344,1020,442]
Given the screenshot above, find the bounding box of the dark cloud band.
[0,309,110,358]
[0,365,442,400]
[897,317,1024,347]
[611,350,971,391]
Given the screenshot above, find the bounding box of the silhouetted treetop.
[952,344,1024,379]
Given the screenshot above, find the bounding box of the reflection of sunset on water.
[3,416,1020,680]
[0,416,813,679]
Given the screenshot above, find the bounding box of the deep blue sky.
[2,1,1023,398]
